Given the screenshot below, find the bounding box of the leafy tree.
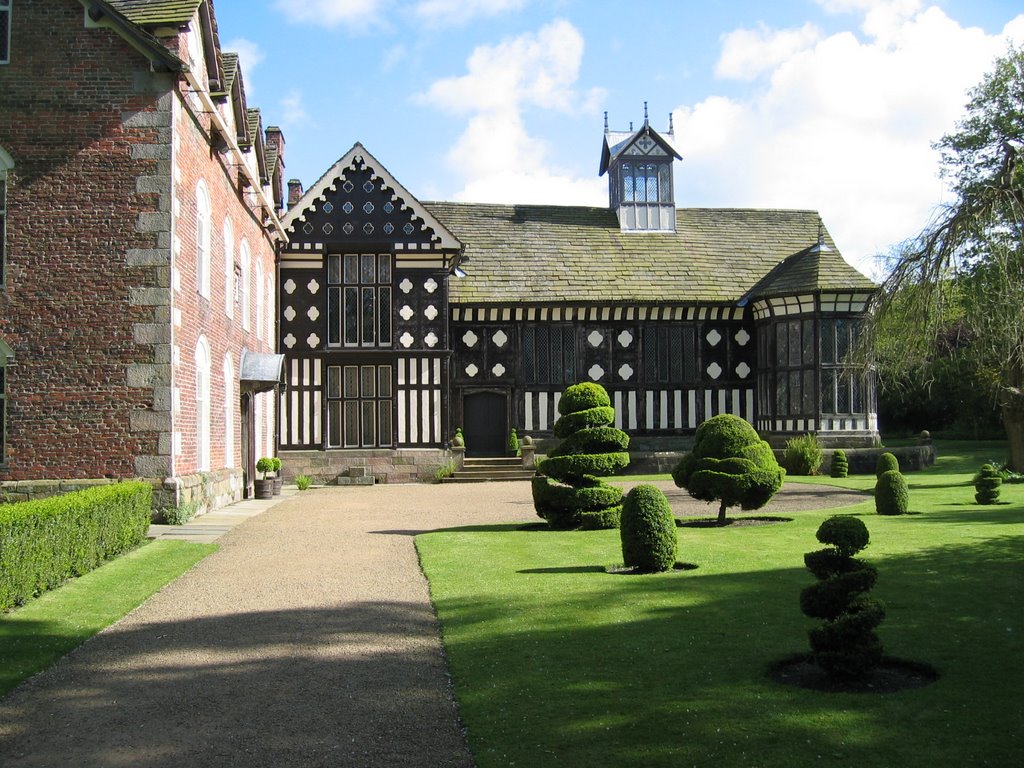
[870,45,1024,470]
[671,414,785,525]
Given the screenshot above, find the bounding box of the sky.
[213,0,1024,277]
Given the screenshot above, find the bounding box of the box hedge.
[0,481,152,611]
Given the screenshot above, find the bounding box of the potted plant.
[254,457,274,499]
[507,428,520,456]
[271,457,283,495]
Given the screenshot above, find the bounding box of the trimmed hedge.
[875,470,909,516]
[876,452,900,477]
[533,382,630,530]
[973,463,1002,505]
[620,485,678,572]
[0,482,152,612]
[830,449,849,478]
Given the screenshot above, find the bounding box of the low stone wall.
[279,448,453,485]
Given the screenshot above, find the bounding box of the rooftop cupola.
[599,103,682,232]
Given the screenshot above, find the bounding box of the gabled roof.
[106,0,203,26]
[422,203,875,305]
[283,143,462,251]
[599,120,681,176]
[744,240,875,300]
[78,0,186,72]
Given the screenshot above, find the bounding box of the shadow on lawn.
[425,529,1023,768]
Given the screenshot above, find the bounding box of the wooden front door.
[463,391,507,457]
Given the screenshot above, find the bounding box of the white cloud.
[716,22,821,80]
[413,0,528,27]
[223,37,265,93]
[676,2,1024,277]
[419,19,606,203]
[273,0,387,29]
[280,90,313,128]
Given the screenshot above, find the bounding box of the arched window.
[0,144,12,285]
[255,260,264,340]
[195,180,211,298]
[240,239,251,331]
[195,336,211,471]
[223,354,234,468]
[223,218,234,319]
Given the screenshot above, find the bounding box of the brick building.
[0,0,284,509]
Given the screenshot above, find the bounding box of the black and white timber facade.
[278,121,878,482]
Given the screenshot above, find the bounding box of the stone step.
[441,472,534,483]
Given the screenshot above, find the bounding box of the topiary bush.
[875,469,909,515]
[532,382,630,530]
[620,485,678,573]
[830,449,849,478]
[800,515,885,678]
[876,452,899,477]
[672,414,785,525]
[784,433,823,475]
[507,428,520,456]
[973,463,1002,504]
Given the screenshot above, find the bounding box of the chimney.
[265,126,285,163]
[287,179,304,208]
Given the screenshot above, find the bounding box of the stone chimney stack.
[287,179,304,208]
[265,126,285,163]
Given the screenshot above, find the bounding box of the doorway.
[463,391,508,457]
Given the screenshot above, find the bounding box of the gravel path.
[0,480,867,767]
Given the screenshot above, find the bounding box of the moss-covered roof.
[220,51,238,93]
[422,203,876,305]
[106,0,203,26]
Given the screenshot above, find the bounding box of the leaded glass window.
[0,2,10,65]
[643,325,697,384]
[327,253,392,348]
[819,318,867,414]
[522,326,575,386]
[326,364,393,448]
[769,318,816,417]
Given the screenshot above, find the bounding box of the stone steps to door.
[442,456,535,483]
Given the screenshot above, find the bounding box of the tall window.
[195,180,211,298]
[266,274,275,346]
[771,319,817,418]
[327,365,393,448]
[0,2,11,65]
[255,260,264,340]
[820,318,866,414]
[195,337,211,471]
[522,326,575,386]
[643,325,698,384]
[0,339,11,463]
[240,240,251,331]
[0,145,11,284]
[223,218,234,318]
[327,254,392,347]
[223,354,234,468]
[622,162,670,203]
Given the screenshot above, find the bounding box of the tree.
[870,45,1024,470]
[671,414,785,525]
[532,382,630,530]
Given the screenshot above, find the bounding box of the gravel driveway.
[0,480,867,767]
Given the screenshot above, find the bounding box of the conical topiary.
[532,382,630,530]
[973,463,1002,505]
[620,485,678,572]
[876,452,899,477]
[875,469,909,515]
[800,515,885,678]
[830,449,849,478]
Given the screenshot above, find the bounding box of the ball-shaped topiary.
[830,449,849,478]
[672,414,785,525]
[973,463,1002,505]
[532,382,630,530]
[800,515,885,678]
[875,469,909,515]
[620,485,678,572]
[876,452,899,477]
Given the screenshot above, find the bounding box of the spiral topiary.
[830,449,849,478]
[875,469,909,515]
[672,414,785,525]
[800,515,885,678]
[876,452,899,477]
[532,382,630,530]
[973,463,1002,505]
[620,485,678,572]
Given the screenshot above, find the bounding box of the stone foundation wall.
[279,449,453,485]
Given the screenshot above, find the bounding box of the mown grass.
[0,540,216,696]
[417,441,1023,768]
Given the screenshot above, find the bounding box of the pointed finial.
[810,217,832,254]
[604,111,609,133]
[644,101,649,122]
[668,112,674,134]
[629,121,633,131]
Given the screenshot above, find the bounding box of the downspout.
[169,84,179,483]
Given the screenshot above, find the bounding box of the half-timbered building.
[279,116,878,482]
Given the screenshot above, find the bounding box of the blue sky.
[214,0,1024,276]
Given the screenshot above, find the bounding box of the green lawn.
[417,441,1023,767]
[0,540,216,696]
